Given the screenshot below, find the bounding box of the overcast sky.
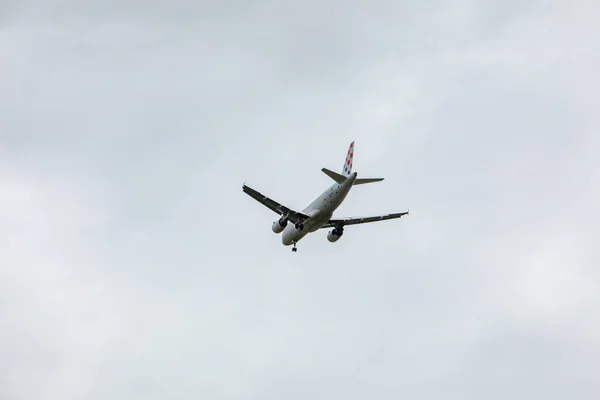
[1,1,599,399]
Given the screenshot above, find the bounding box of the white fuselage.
[281,172,357,246]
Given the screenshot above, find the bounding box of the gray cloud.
[1,1,599,399]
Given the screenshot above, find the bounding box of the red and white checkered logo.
[342,141,354,176]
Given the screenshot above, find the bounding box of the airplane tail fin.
[341,141,354,176]
[341,141,383,184]
[321,141,384,184]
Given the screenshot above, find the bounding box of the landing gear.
[292,241,298,252]
[295,222,304,230]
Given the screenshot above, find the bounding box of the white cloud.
[0,157,121,399]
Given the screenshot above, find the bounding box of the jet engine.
[272,216,288,233]
[327,228,344,242]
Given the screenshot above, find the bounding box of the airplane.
[242,141,409,252]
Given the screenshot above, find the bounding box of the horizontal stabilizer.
[321,168,347,184]
[353,177,384,185]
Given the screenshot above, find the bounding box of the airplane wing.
[321,211,409,229]
[242,184,310,224]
